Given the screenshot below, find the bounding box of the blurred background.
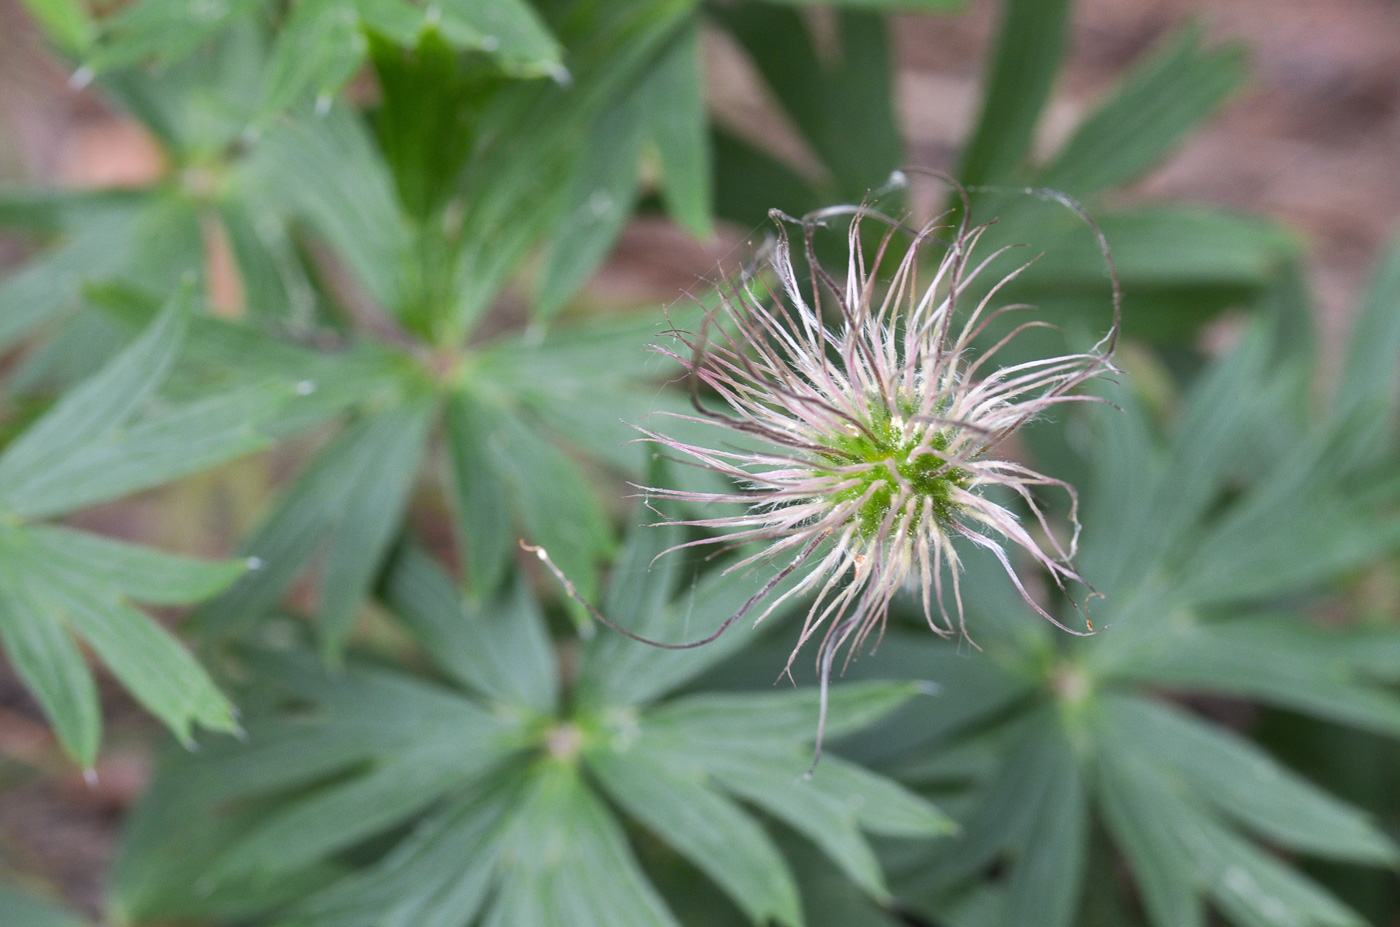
[0,0,1398,917]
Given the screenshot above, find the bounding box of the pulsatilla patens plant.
[112,517,951,927]
[9,0,1400,925]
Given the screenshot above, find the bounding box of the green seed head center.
[817,405,971,540]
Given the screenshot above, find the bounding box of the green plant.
[2,0,1397,925]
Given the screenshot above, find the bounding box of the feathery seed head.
[641,199,1118,717]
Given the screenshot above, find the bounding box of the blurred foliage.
[0,0,1398,925]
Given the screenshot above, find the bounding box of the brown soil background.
[0,0,1398,916]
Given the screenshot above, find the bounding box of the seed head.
[637,201,1118,761]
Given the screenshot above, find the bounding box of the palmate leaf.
[0,295,298,765]
[194,397,435,654]
[70,0,562,107]
[116,525,951,927]
[856,316,1400,927]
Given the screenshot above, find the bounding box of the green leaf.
[213,742,488,881]
[432,0,563,76]
[1013,208,1295,307]
[494,763,682,927]
[1102,695,1396,864]
[447,0,693,335]
[589,748,803,926]
[382,545,557,713]
[810,755,957,838]
[756,0,961,7]
[257,0,366,119]
[35,569,236,746]
[0,291,186,504]
[711,128,821,232]
[199,653,517,882]
[1095,747,1207,927]
[903,720,1059,896]
[26,525,246,605]
[811,11,902,194]
[643,681,928,751]
[318,401,434,653]
[195,400,433,649]
[7,380,294,520]
[444,391,514,596]
[641,19,711,238]
[533,90,648,318]
[702,754,888,899]
[368,27,504,237]
[0,215,132,353]
[0,569,102,766]
[275,789,508,927]
[18,0,94,52]
[90,0,272,71]
[0,881,89,927]
[575,542,813,710]
[1336,230,1400,423]
[715,6,901,195]
[243,107,409,315]
[959,0,1072,187]
[1036,24,1246,198]
[1170,436,1397,606]
[1002,732,1086,927]
[492,413,614,607]
[1111,616,1400,737]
